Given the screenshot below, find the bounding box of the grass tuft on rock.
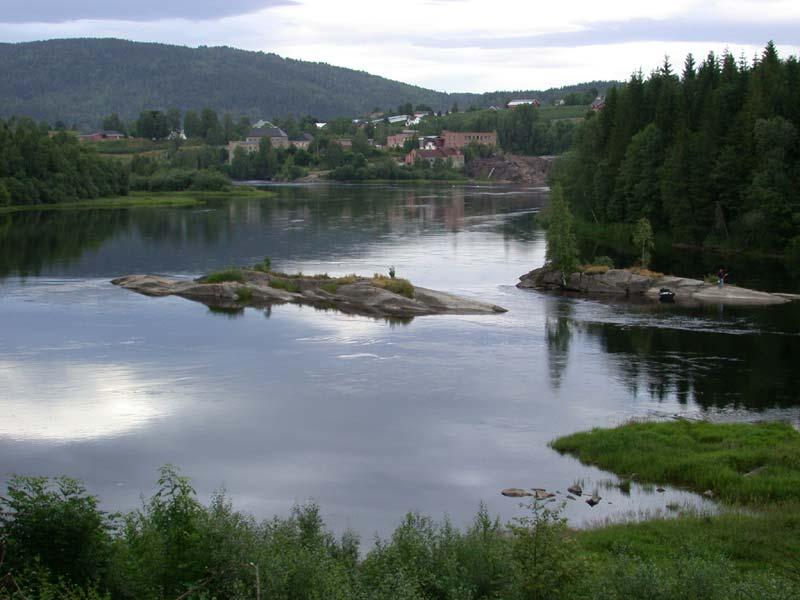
[268,278,300,293]
[372,274,415,298]
[551,420,800,505]
[203,268,245,283]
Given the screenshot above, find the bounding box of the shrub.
[320,283,339,294]
[252,257,272,273]
[0,476,112,586]
[372,274,415,298]
[203,268,245,283]
[189,169,230,191]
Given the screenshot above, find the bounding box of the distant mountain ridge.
[0,38,616,127]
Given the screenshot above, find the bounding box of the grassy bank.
[0,189,275,214]
[551,420,800,504]
[553,420,800,577]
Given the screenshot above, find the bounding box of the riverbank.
[0,188,275,214]
[553,420,800,576]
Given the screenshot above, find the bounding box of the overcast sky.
[2,0,799,92]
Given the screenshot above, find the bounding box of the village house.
[386,131,416,148]
[289,133,314,150]
[405,147,465,169]
[441,130,497,149]
[507,99,541,108]
[227,126,289,162]
[77,130,126,142]
[591,96,606,111]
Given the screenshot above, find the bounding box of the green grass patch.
[538,104,591,120]
[0,189,275,214]
[372,274,415,298]
[320,282,339,294]
[202,268,245,284]
[574,505,800,575]
[551,420,800,505]
[268,278,300,293]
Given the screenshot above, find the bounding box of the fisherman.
[717,268,727,288]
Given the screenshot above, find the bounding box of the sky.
[2,0,799,92]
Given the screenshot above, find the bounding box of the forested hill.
[557,42,800,256]
[0,38,613,127]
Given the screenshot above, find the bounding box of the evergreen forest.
[555,42,800,256]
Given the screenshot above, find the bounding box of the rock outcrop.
[466,154,556,185]
[112,271,508,319]
[517,266,793,306]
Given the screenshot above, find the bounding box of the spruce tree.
[546,184,579,278]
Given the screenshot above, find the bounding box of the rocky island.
[518,265,800,306]
[112,266,507,319]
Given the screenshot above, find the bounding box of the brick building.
[441,130,497,149]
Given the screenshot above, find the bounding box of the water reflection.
[545,298,573,390]
[0,184,547,279]
[0,359,178,441]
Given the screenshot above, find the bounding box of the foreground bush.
[1,465,798,599]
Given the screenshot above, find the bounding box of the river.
[2,183,799,541]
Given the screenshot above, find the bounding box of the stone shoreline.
[517,266,799,306]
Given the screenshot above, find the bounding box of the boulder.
[501,488,532,498]
[567,484,582,496]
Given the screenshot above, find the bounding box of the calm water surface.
[2,183,799,541]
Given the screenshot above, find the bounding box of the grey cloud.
[2,0,296,23]
[415,18,800,50]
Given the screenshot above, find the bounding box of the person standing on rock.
[717,268,727,288]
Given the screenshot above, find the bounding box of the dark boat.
[659,288,675,303]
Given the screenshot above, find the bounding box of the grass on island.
[551,420,800,505]
[202,268,245,284]
[268,278,301,293]
[372,273,415,298]
[0,189,275,214]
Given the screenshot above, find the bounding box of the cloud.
[2,0,296,23]
[413,17,800,50]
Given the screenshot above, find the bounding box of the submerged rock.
[112,271,508,320]
[586,493,602,507]
[517,266,793,307]
[567,484,583,496]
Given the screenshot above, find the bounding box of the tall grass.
[202,268,245,283]
[372,274,415,298]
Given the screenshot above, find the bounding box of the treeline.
[0,118,128,206]
[103,108,252,144]
[555,42,800,255]
[415,105,579,155]
[1,467,795,600]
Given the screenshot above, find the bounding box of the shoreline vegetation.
[0,189,275,214]
[554,420,800,578]
[2,421,798,599]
